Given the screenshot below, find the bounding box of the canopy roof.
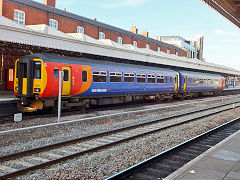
[0,16,239,75]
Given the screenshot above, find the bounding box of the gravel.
[1,96,238,157]
[0,95,240,179]
[16,106,240,180]
[0,95,234,131]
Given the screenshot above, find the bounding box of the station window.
[117,37,122,44]
[133,41,138,47]
[93,71,107,82]
[136,74,146,83]
[157,75,164,83]
[157,47,161,53]
[147,75,155,84]
[49,19,58,30]
[33,61,41,79]
[146,44,150,49]
[167,50,170,54]
[165,76,168,83]
[110,72,122,83]
[14,9,25,25]
[176,52,179,56]
[82,70,87,82]
[77,26,84,34]
[53,69,59,79]
[99,32,105,40]
[124,73,134,83]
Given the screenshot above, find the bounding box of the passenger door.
[62,66,71,96]
[174,75,178,91]
[183,76,187,91]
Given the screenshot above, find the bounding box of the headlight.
[34,88,41,92]
[15,87,18,91]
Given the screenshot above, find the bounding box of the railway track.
[0,99,239,179]
[106,117,240,180]
[0,94,238,125]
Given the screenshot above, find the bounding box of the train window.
[53,69,59,79]
[63,69,69,82]
[16,62,27,78]
[124,73,134,83]
[148,75,155,84]
[175,76,177,84]
[194,78,200,84]
[110,72,122,83]
[82,70,87,82]
[16,61,19,78]
[93,71,107,83]
[17,63,27,78]
[137,74,146,83]
[33,61,41,79]
[170,76,173,84]
[165,76,168,83]
[157,75,164,84]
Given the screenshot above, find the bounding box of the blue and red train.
[14,53,225,112]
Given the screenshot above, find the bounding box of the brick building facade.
[0,0,187,90]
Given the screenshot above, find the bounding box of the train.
[14,53,225,112]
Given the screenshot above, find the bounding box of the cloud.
[102,0,150,8]
[214,29,239,36]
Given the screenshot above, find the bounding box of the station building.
[156,35,204,61]
[0,0,189,91]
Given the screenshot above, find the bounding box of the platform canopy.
[0,16,240,75]
[201,0,240,28]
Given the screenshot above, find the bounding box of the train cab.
[14,56,46,111]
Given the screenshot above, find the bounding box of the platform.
[166,130,240,180]
[0,91,18,116]
[0,91,17,101]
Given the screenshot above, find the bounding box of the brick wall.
[43,0,55,7]
[2,0,187,56]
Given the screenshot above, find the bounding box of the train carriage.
[178,70,225,98]
[14,53,179,112]
[14,53,225,112]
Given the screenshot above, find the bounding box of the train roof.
[179,70,224,78]
[24,53,178,74]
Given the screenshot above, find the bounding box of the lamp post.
[58,71,63,123]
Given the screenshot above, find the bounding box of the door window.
[63,69,69,81]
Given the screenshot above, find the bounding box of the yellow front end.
[14,58,47,112]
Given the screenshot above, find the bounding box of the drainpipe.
[0,53,4,87]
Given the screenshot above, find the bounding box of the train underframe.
[17,90,222,112]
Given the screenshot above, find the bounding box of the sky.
[35,0,240,70]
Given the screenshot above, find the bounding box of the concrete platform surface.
[0,91,17,101]
[166,130,240,180]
